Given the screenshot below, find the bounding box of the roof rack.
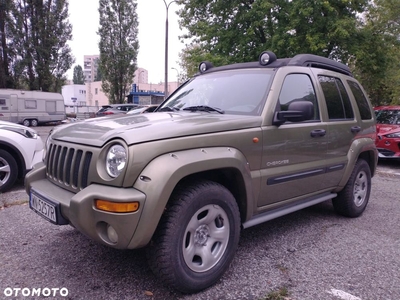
[196,51,353,77]
[288,54,352,77]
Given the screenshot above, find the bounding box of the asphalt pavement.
[0,174,399,300]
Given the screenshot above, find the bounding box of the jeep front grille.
[46,143,93,190]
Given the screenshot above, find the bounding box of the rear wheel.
[0,149,18,193]
[147,180,241,293]
[30,119,38,127]
[22,119,30,127]
[332,159,371,217]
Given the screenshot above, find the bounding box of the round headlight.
[106,144,127,178]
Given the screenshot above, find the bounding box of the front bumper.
[376,138,400,158]
[25,162,147,249]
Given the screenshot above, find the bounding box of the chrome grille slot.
[46,142,93,191]
[59,147,67,180]
[53,145,62,180]
[65,148,74,185]
[47,143,56,178]
[81,152,93,188]
[72,150,83,188]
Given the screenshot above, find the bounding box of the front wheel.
[147,180,241,293]
[0,149,18,193]
[332,159,371,218]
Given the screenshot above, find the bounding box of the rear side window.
[319,76,354,120]
[347,81,372,120]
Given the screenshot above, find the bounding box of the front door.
[258,71,328,207]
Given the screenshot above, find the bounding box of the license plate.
[29,191,58,224]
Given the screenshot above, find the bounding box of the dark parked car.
[375,105,400,158]
[96,104,138,117]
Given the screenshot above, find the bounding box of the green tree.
[177,0,400,105]
[0,0,15,88]
[94,58,102,81]
[176,0,368,66]
[98,0,139,104]
[178,44,230,80]
[353,0,400,105]
[8,0,74,92]
[73,65,85,84]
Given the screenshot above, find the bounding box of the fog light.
[107,224,118,244]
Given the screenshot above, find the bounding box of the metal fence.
[65,106,99,119]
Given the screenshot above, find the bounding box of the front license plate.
[29,191,62,224]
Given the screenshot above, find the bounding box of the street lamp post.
[163,0,177,99]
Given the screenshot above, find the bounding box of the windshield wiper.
[158,106,180,112]
[183,105,225,114]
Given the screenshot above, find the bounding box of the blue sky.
[67,0,185,83]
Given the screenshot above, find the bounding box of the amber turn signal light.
[95,200,139,213]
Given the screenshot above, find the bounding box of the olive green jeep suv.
[25,51,378,293]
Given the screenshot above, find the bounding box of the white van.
[0,89,66,126]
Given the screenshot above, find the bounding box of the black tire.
[0,149,18,193]
[22,119,30,127]
[30,119,38,127]
[332,159,371,218]
[147,180,241,293]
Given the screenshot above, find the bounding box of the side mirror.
[273,100,314,125]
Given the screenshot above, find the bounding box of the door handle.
[351,126,361,133]
[310,129,326,137]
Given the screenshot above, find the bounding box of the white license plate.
[30,192,57,223]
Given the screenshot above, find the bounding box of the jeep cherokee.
[25,51,378,293]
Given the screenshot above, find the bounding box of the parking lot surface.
[1,125,399,299]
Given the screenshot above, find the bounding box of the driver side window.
[278,74,320,121]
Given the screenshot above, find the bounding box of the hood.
[0,120,32,130]
[51,112,262,147]
[376,124,400,135]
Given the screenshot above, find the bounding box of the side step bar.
[242,193,337,229]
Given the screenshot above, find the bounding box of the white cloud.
[67,0,185,83]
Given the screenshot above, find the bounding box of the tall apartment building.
[133,68,148,89]
[83,55,100,83]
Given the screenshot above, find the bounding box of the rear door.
[45,101,57,122]
[314,72,359,188]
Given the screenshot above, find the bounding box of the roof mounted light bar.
[198,51,353,77]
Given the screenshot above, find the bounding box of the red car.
[375,105,400,158]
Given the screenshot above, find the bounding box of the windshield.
[375,109,400,125]
[158,69,272,115]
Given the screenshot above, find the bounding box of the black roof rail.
[288,54,353,77]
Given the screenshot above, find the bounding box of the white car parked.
[0,121,44,193]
